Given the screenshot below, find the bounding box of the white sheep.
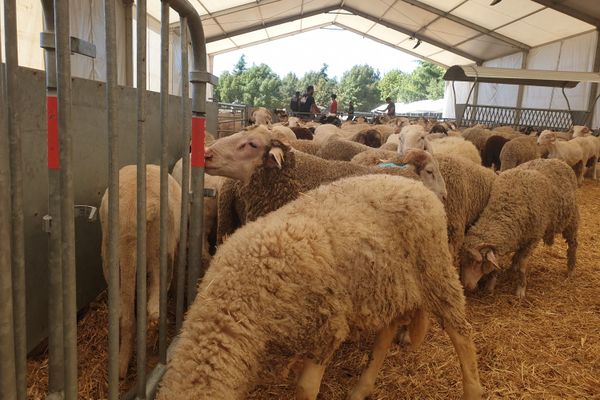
[157,174,482,400]
[313,124,344,146]
[571,126,599,180]
[99,165,181,378]
[398,125,481,164]
[537,130,585,185]
[249,107,272,126]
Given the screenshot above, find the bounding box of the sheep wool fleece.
[158,174,469,400]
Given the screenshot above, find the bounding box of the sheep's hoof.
[515,286,526,299]
[347,385,373,400]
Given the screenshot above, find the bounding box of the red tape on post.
[47,96,60,169]
[191,116,206,168]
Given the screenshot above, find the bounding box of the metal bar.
[515,50,529,126]
[175,16,190,330]
[124,0,134,86]
[4,0,27,398]
[104,0,120,398]
[40,0,65,395]
[136,0,148,397]
[586,31,600,126]
[0,19,18,399]
[54,0,78,398]
[158,0,169,365]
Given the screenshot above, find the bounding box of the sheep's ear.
[485,250,500,271]
[467,247,483,263]
[423,137,434,154]
[583,127,591,134]
[266,139,289,169]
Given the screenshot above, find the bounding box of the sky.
[212,27,421,80]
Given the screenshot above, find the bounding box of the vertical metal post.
[136,0,148,397]
[175,17,190,330]
[104,0,120,398]
[585,30,600,126]
[4,0,27,398]
[124,0,134,87]
[41,0,65,395]
[515,50,529,126]
[158,0,169,364]
[0,16,18,399]
[55,0,78,398]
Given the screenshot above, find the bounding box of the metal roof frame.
[530,0,600,28]
[443,65,600,88]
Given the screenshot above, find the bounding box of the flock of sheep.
[98,107,599,399]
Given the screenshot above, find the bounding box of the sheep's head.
[571,125,591,137]
[402,149,447,203]
[356,129,382,148]
[429,124,448,135]
[397,125,433,156]
[537,130,556,145]
[459,243,499,291]
[204,125,290,183]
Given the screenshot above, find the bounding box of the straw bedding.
[27,181,600,399]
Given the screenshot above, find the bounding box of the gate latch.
[75,205,98,222]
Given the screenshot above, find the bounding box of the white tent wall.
[521,30,598,113]
[476,52,523,108]
[442,81,474,118]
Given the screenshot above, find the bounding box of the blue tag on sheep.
[377,162,407,169]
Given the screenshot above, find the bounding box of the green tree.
[233,55,247,75]
[378,70,408,103]
[239,64,282,108]
[337,65,381,111]
[279,72,301,108]
[298,64,338,109]
[213,71,244,103]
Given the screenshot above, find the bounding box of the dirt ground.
[27,180,600,399]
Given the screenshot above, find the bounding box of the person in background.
[290,91,300,115]
[299,85,319,119]
[385,97,395,117]
[347,100,354,121]
[329,94,338,114]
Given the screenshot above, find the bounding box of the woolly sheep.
[460,159,578,298]
[313,124,344,146]
[157,174,482,400]
[205,126,447,242]
[249,107,272,126]
[316,138,371,161]
[172,157,224,268]
[271,125,297,141]
[347,128,382,148]
[99,165,181,379]
[482,135,511,170]
[572,126,600,179]
[350,148,398,167]
[379,141,398,151]
[537,130,585,185]
[289,139,322,155]
[499,136,541,171]
[461,126,492,156]
[398,125,481,164]
[290,126,314,140]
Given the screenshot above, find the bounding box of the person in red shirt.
[329,94,338,114]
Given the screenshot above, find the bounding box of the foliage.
[337,65,382,111]
[214,55,446,111]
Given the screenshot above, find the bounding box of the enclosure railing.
[217,102,247,137]
[455,103,589,131]
[1,0,216,399]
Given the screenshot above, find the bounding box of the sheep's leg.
[347,320,401,400]
[511,242,536,299]
[296,359,328,400]
[443,324,483,400]
[119,247,137,379]
[573,161,584,186]
[146,230,161,347]
[563,222,578,277]
[483,270,498,294]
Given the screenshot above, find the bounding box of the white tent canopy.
[372,99,445,114]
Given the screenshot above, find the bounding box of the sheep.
[347,128,382,148]
[386,133,400,145]
[287,116,301,127]
[398,125,481,164]
[290,126,314,140]
[379,141,398,151]
[316,138,371,161]
[172,157,224,269]
[99,165,181,379]
[429,123,448,135]
[350,148,397,167]
[499,136,541,171]
[318,114,342,126]
[461,126,492,157]
[460,158,578,298]
[157,174,483,400]
[537,130,585,185]
[271,125,297,141]
[313,124,344,146]
[572,126,600,179]
[249,107,273,126]
[287,139,321,155]
[482,135,511,170]
[205,126,447,242]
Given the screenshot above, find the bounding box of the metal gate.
[0,0,216,399]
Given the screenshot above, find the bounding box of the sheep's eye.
[249,142,257,148]
[427,169,434,175]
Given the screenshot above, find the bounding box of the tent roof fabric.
[443,65,600,88]
[153,0,598,67]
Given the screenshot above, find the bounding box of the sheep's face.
[205,126,286,183]
[537,130,556,145]
[401,149,447,203]
[459,245,499,291]
[397,126,432,156]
